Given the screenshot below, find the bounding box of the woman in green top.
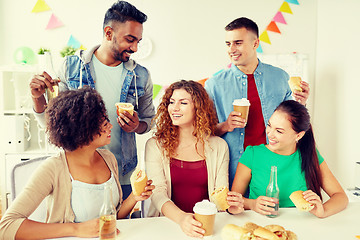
[232,100,348,218]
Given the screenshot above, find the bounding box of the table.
[55,202,360,239]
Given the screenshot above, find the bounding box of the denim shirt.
[205,60,292,185]
[40,46,155,178]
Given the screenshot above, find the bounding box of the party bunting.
[259,31,271,44]
[273,11,287,24]
[67,35,81,49]
[279,2,293,14]
[80,45,87,50]
[45,14,63,30]
[285,0,299,5]
[267,21,281,34]
[31,0,51,13]
[256,43,263,53]
[153,84,162,99]
[197,78,208,87]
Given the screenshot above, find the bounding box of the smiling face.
[266,110,305,155]
[225,27,259,72]
[108,20,143,62]
[168,89,195,129]
[92,119,113,148]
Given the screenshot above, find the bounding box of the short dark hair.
[103,0,147,29]
[45,87,108,152]
[225,17,259,37]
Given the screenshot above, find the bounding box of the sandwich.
[285,230,298,240]
[252,226,280,240]
[289,190,314,212]
[115,102,134,116]
[264,225,287,240]
[130,169,148,196]
[243,222,259,233]
[210,186,230,211]
[288,76,302,92]
[221,224,251,240]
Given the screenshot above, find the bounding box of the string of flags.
[257,0,299,53]
[31,0,86,50]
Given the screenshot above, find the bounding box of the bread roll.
[289,190,314,212]
[221,224,251,240]
[115,102,134,116]
[285,230,298,240]
[265,225,286,240]
[210,186,230,211]
[253,227,280,240]
[243,222,259,233]
[130,169,148,196]
[288,76,302,92]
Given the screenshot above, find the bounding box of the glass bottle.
[266,166,279,218]
[99,182,117,240]
[43,51,59,102]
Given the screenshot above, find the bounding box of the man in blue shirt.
[205,17,309,187]
[29,1,155,199]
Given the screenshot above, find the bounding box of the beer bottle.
[266,166,279,218]
[99,182,117,240]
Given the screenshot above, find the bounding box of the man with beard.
[29,1,155,199]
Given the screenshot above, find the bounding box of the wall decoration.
[31,0,51,13]
[45,14,64,30]
[257,0,299,53]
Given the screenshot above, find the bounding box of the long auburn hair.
[153,80,218,159]
[275,100,323,200]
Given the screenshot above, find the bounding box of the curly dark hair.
[45,87,108,151]
[103,0,147,29]
[153,80,218,159]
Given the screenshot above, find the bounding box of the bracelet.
[226,208,234,215]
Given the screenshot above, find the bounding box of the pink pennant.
[45,14,64,30]
[273,11,287,24]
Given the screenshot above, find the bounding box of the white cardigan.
[145,136,230,217]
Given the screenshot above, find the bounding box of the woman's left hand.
[133,180,155,202]
[226,191,244,214]
[303,190,325,218]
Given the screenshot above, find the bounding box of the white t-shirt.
[92,55,132,184]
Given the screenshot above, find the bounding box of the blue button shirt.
[205,59,292,186]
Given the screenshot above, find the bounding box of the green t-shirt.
[239,144,324,207]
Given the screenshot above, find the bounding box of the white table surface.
[54,202,360,240]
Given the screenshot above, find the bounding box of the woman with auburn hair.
[0,87,154,239]
[145,80,244,238]
[232,100,348,218]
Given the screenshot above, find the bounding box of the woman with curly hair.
[0,87,154,239]
[145,80,244,238]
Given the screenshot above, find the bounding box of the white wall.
[314,0,360,188]
[1,0,357,188]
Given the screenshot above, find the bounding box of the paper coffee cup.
[193,200,217,236]
[233,98,250,121]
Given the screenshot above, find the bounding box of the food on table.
[289,190,314,212]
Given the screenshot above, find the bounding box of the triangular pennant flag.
[80,45,87,50]
[45,14,63,30]
[285,0,299,5]
[67,35,81,49]
[267,21,281,34]
[259,31,271,44]
[31,0,51,13]
[256,43,263,53]
[273,11,287,24]
[152,84,162,99]
[279,1,293,14]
